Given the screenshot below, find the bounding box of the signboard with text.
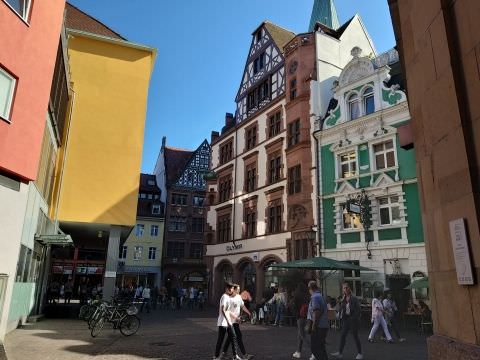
[449,218,475,285]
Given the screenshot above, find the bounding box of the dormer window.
[363,87,375,115]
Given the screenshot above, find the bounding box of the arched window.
[348,93,360,120]
[363,87,375,115]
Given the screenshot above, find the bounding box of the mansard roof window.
[348,93,360,120]
[363,87,375,115]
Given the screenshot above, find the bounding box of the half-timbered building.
[154,137,211,291]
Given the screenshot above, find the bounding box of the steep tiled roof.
[264,22,296,53]
[65,3,126,40]
[164,147,193,186]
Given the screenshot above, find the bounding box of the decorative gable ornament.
[339,48,375,87]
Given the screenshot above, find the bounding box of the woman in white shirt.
[368,292,393,342]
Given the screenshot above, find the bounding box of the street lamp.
[345,189,373,259]
[305,226,318,258]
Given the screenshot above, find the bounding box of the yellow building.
[117,174,165,288]
[50,4,156,298]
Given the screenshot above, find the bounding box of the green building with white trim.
[313,47,427,307]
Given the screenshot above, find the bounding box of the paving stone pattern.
[5,308,428,360]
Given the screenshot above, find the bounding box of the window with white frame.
[378,196,401,226]
[119,246,127,259]
[152,204,161,215]
[148,247,156,260]
[363,87,375,115]
[348,93,360,120]
[339,151,357,178]
[150,225,159,236]
[135,224,144,237]
[0,66,16,121]
[4,0,32,21]
[342,204,360,230]
[133,246,143,260]
[373,140,396,170]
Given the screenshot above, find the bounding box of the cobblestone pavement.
[5,308,428,360]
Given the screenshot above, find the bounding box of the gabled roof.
[65,3,126,40]
[164,147,193,186]
[263,22,296,53]
[309,0,340,31]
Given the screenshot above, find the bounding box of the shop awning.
[270,256,376,271]
[405,277,429,289]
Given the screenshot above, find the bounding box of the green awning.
[405,277,429,289]
[270,256,376,272]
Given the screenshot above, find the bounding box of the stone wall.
[388,0,480,357]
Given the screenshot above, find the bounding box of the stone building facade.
[314,47,427,309]
[389,0,480,358]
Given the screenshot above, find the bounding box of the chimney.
[225,113,235,128]
[161,136,166,150]
[211,131,220,143]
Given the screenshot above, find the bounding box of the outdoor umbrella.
[270,256,376,271]
[405,277,429,289]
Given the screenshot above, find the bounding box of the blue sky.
[68,0,395,173]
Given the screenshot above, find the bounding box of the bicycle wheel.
[88,309,101,329]
[91,317,105,338]
[119,315,140,336]
[79,305,90,320]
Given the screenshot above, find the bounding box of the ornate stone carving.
[339,57,375,87]
[288,204,307,229]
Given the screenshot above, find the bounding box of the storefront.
[116,265,161,289]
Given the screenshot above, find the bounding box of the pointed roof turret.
[308,0,340,31]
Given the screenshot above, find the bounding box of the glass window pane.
[376,154,385,169]
[386,151,396,167]
[365,95,375,115]
[0,69,15,119]
[350,100,360,120]
[373,143,383,153]
[390,196,399,203]
[378,198,388,205]
[380,208,390,225]
[391,206,401,222]
[385,140,394,149]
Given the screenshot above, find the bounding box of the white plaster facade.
[0,181,29,341]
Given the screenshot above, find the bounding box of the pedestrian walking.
[140,284,151,313]
[213,283,241,360]
[64,279,73,304]
[368,292,393,343]
[383,292,405,342]
[331,282,363,359]
[222,284,253,359]
[306,280,328,360]
[292,283,314,359]
[267,287,287,326]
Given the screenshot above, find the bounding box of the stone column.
[103,225,121,300]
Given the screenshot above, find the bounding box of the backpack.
[299,303,308,318]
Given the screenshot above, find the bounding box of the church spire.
[308,0,340,31]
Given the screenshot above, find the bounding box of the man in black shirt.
[331,282,363,360]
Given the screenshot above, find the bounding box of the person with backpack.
[292,283,315,359]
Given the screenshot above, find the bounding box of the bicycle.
[90,300,140,337]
